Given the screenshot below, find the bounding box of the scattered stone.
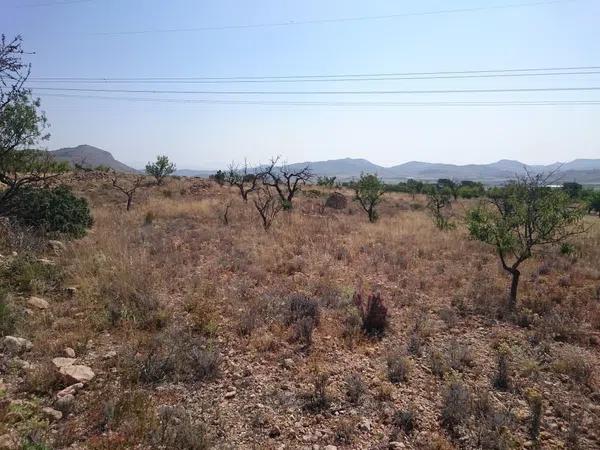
[64,347,76,358]
[41,407,63,421]
[389,442,406,449]
[54,394,75,413]
[358,418,372,432]
[52,357,76,368]
[60,364,95,383]
[102,350,117,360]
[0,432,17,450]
[65,287,77,296]
[224,390,236,399]
[57,383,84,398]
[27,296,49,310]
[282,358,295,369]
[324,446,338,450]
[2,336,33,355]
[48,240,66,253]
[10,357,31,370]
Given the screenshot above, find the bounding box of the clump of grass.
[551,347,594,385]
[391,407,418,436]
[492,346,511,391]
[154,405,210,450]
[525,389,543,442]
[387,352,412,383]
[0,288,18,336]
[302,371,330,412]
[0,254,62,295]
[345,372,366,404]
[441,376,471,433]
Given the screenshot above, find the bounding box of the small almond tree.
[467,173,586,309]
[252,184,282,231]
[260,156,313,209]
[426,186,454,230]
[111,173,144,211]
[227,159,258,202]
[145,155,175,185]
[354,173,385,222]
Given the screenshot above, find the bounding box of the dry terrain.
[1,173,599,449]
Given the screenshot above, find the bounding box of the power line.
[28,86,600,95]
[16,0,93,7]
[26,70,600,84]
[35,93,600,106]
[89,0,577,35]
[29,65,600,81]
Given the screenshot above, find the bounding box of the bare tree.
[260,156,313,209]
[227,159,258,202]
[111,173,144,211]
[252,184,282,231]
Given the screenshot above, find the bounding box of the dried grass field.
[1,173,599,449]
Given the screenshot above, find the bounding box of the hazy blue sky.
[3,0,600,169]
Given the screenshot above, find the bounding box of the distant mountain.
[270,157,600,184]
[50,145,137,173]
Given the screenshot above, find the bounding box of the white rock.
[60,364,95,383]
[48,240,66,253]
[56,383,84,398]
[27,296,49,310]
[41,407,63,421]
[2,336,32,354]
[324,446,338,450]
[52,357,76,368]
[64,347,76,358]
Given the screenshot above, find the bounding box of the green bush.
[4,185,92,238]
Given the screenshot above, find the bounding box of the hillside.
[50,145,138,173]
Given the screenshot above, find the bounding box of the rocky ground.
[1,173,599,449]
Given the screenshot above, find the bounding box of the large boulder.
[2,336,33,355]
[325,192,348,210]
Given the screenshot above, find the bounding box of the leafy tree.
[211,169,226,186]
[406,179,424,198]
[4,185,92,238]
[316,176,336,188]
[467,173,586,309]
[588,190,600,217]
[353,173,385,222]
[437,179,459,200]
[562,182,583,199]
[0,36,67,215]
[426,186,454,230]
[145,155,175,185]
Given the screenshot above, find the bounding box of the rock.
[10,357,31,370]
[57,383,84,398]
[325,192,347,210]
[60,365,95,383]
[52,357,76,368]
[0,433,18,450]
[358,418,372,432]
[54,394,75,413]
[2,336,32,354]
[224,390,236,399]
[48,240,66,253]
[389,442,405,449]
[324,446,338,450]
[65,287,77,296]
[36,258,55,266]
[102,350,117,359]
[27,296,49,310]
[41,407,63,421]
[64,347,76,358]
[282,358,295,369]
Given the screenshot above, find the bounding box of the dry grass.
[1,173,599,449]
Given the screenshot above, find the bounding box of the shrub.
[3,186,92,238]
[492,348,511,391]
[303,371,330,412]
[441,377,471,432]
[353,292,388,336]
[447,339,474,372]
[0,253,62,295]
[0,289,17,336]
[291,316,316,351]
[387,352,412,383]
[285,294,320,327]
[345,372,366,404]
[430,349,448,378]
[551,348,594,385]
[526,389,543,441]
[392,408,417,435]
[154,406,210,450]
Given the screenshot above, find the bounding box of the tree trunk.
[126,195,132,211]
[508,268,520,309]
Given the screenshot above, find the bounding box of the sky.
[3,0,600,169]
